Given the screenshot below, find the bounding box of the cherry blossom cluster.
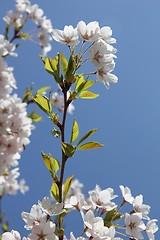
[0,43,34,195]
[0,0,55,196]
[51,21,118,89]
[2,180,158,240]
[3,0,53,56]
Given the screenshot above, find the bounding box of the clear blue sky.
[0,0,160,239]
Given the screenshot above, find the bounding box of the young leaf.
[77,142,105,150]
[70,118,79,144]
[66,54,75,78]
[32,94,52,115]
[28,111,42,122]
[36,86,51,95]
[77,128,98,146]
[79,91,99,99]
[77,80,95,93]
[49,154,60,174]
[60,52,68,77]
[51,182,59,202]
[61,142,76,157]
[45,55,61,83]
[63,175,74,200]
[41,151,60,176]
[75,74,84,90]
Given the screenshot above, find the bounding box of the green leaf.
[61,142,76,157]
[41,151,60,179]
[45,55,61,83]
[63,175,74,200]
[77,128,98,146]
[28,111,42,122]
[70,90,78,100]
[32,94,52,115]
[66,54,75,77]
[77,80,95,93]
[70,118,79,144]
[42,152,60,173]
[51,182,59,201]
[77,142,105,150]
[36,86,51,95]
[79,91,99,99]
[60,52,68,77]
[75,74,84,90]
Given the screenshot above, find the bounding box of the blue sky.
[0,0,160,239]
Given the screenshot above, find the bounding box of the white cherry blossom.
[96,67,118,89]
[2,230,21,240]
[51,25,79,46]
[146,219,158,240]
[21,204,47,230]
[38,197,65,216]
[100,26,116,44]
[125,213,146,239]
[77,21,100,42]
[3,10,24,28]
[30,4,44,24]
[28,221,56,240]
[89,185,117,211]
[15,0,31,13]
[119,185,134,204]
[133,195,150,220]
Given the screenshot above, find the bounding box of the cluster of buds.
[0,0,54,196]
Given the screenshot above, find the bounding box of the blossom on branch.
[77,21,100,42]
[125,213,146,239]
[51,25,79,46]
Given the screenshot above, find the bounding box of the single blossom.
[30,4,44,24]
[125,213,146,239]
[89,185,117,211]
[119,185,134,204]
[21,204,47,230]
[3,10,24,28]
[77,21,100,42]
[51,25,79,46]
[100,26,116,44]
[2,230,21,240]
[96,66,118,89]
[28,221,56,240]
[38,197,65,216]
[133,195,150,220]
[146,219,158,240]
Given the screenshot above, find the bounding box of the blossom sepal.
[104,208,122,226]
